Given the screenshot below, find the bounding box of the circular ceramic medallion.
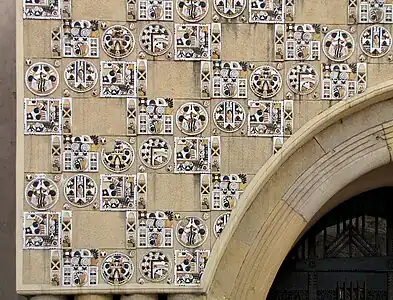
[25,62,59,96]
[360,25,392,58]
[176,102,208,135]
[64,60,98,93]
[250,66,282,98]
[213,0,246,18]
[176,0,209,22]
[139,23,172,56]
[25,176,59,210]
[286,63,319,95]
[176,216,208,248]
[213,212,231,238]
[213,100,245,133]
[101,140,135,173]
[323,29,355,62]
[139,251,171,282]
[101,253,134,286]
[139,137,172,169]
[64,174,97,208]
[102,25,135,59]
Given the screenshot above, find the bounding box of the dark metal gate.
[267,187,393,300]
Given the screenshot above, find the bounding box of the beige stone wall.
[16,0,393,297]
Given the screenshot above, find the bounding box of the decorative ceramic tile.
[51,26,61,58]
[138,98,174,135]
[61,210,72,249]
[286,63,319,95]
[322,29,355,62]
[23,212,61,249]
[127,0,137,21]
[139,136,172,169]
[101,252,134,285]
[127,98,137,136]
[23,0,62,19]
[62,249,99,286]
[137,0,174,21]
[63,135,100,172]
[213,212,231,238]
[247,100,284,136]
[249,65,282,99]
[176,0,209,22]
[212,61,248,98]
[200,173,247,211]
[249,0,285,23]
[285,0,295,21]
[101,140,135,173]
[25,62,60,96]
[50,250,61,286]
[64,60,98,93]
[102,25,135,59]
[354,0,393,23]
[139,23,172,57]
[213,0,246,18]
[360,25,392,57]
[24,98,61,135]
[64,174,97,208]
[137,211,174,248]
[175,102,208,136]
[25,174,59,211]
[212,100,246,133]
[174,24,211,60]
[51,135,62,173]
[100,61,137,98]
[62,20,100,58]
[61,98,72,135]
[126,211,136,249]
[136,173,148,210]
[321,63,367,100]
[174,137,211,173]
[274,24,285,61]
[283,99,294,136]
[200,61,212,99]
[210,135,221,173]
[211,23,222,61]
[139,250,171,282]
[100,174,137,211]
[176,216,208,248]
[62,0,72,18]
[174,249,209,286]
[278,23,321,61]
[347,0,358,24]
[273,136,288,154]
[137,60,148,98]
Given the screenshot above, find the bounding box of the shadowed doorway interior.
[267,187,393,300]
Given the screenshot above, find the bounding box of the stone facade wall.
[17,0,393,296]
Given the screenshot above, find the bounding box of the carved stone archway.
[202,81,393,300]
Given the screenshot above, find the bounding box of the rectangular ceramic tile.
[137,211,174,248]
[174,249,209,286]
[321,62,367,100]
[23,212,61,250]
[174,23,211,60]
[137,0,173,20]
[200,173,248,211]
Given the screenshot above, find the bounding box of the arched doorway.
[267,187,393,300]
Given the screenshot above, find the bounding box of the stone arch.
[201,80,393,300]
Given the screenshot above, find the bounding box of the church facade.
[16,0,393,299]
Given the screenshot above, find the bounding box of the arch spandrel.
[203,81,393,300]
